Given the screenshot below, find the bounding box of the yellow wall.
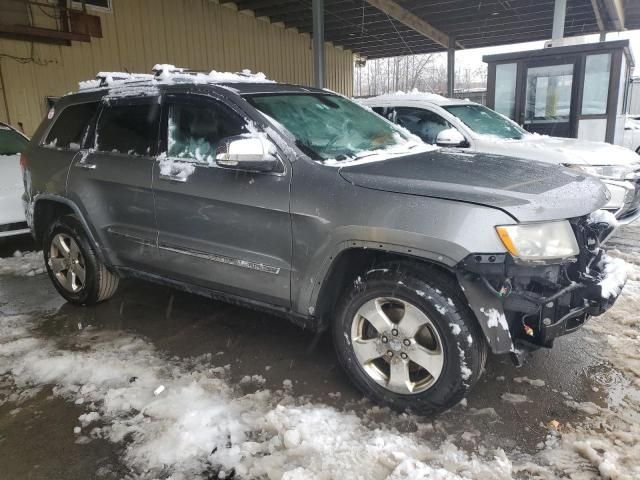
[0,0,354,134]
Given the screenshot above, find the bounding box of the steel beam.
[602,0,626,30]
[447,36,455,97]
[365,0,450,48]
[552,0,567,40]
[313,0,325,89]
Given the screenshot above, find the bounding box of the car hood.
[338,150,609,222]
[474,133,640,166]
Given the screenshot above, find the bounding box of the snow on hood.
[476,132,640,167]
[322,134,437,167]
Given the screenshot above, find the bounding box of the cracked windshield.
[2,1,640,479]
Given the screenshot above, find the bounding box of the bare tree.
[354,52,486,98]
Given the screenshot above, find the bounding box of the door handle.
[158,173,188,183]
[75,161,97,169]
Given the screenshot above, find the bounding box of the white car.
[623,115,640,154]
[361,92,640,225]
[0,122,30,237]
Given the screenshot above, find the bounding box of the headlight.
[564,164,637,180]
[495,221,579,262]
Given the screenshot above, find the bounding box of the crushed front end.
[456,211,628,361]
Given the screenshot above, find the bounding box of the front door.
[66,97,161,270]
[152,94,292,307]
[523,61,577,138]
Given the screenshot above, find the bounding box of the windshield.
[245,93,416,161]
[443,104,526,140]
[0,126,28,155]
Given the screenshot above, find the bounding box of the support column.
[447,36,455,97]
[552,0,567,40]
[312,0,325,89]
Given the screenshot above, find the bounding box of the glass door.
[523,62,576,137]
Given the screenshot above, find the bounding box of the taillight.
[19,152,27,173]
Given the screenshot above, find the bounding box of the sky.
[453,30,640,76]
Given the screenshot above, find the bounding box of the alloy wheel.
[350,297,445,394]
[49,233,86,293]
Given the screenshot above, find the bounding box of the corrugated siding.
[0,0,353,134]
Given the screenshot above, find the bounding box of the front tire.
[333,263,486,415]
[43,214,119,305]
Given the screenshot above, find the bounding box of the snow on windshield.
[247,93,434,164]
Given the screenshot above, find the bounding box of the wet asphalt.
[0,230,634,479]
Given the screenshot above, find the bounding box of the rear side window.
[0,127,28,155]
[167,101,248,163]
[96,103,160,156]
[43,102,99,150]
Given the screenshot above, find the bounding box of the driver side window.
[166,101,248,164]
[395,107,452,145]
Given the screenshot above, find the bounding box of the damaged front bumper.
[456,214,628,357]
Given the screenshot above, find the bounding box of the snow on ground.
[0,250,45,276]
[0,312,513,479]
[537,241,640,479]
[2,229,640,478]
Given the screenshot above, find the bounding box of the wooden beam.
[0,24,90,44]
[590,0,606,32]
[602,0,625,30]
[365,0,449,49]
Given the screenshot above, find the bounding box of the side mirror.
[436,128,467,147]
[216,135,278,172]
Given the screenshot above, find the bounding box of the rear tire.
[333,263,486,415]
[43,214,118,305]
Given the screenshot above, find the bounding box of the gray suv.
[22,70,627,414]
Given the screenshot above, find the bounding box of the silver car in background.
[362,93,640,224]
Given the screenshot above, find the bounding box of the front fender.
[456,271,514,354]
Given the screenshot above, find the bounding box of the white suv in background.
[623,115,640,154]
[0,122,30,238]
[361,92,640,225]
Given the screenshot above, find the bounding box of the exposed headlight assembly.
[564,164,638,181]
[495,220,579,262]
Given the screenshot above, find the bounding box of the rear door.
[66,97,160,270]
[152,94,292,306]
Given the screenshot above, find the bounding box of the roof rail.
[78,64,274,91]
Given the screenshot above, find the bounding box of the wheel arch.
[311,245,457,330]
[32,194,107,263]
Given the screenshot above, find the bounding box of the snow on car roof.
[78,64,274,92]
[359,89,470,106]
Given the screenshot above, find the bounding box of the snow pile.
[322,140,434,166]
[0,313,514,479]
[598,254,628,299]
[588,209,619,229]
[539,246,640,479]
[158,154,197,181]
[479,307,509,332]
[0,251,44,276]
[79,64,273,91]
